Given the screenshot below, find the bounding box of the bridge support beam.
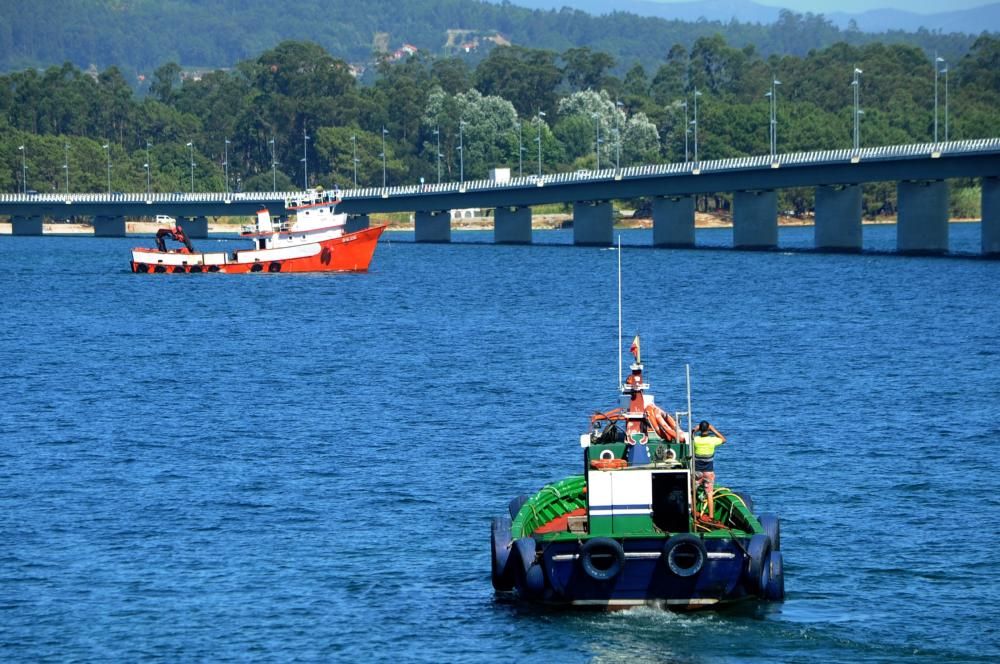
[93,215,126,237]
[573,201,613,246]
[897,180,949,254]
[652,196,695,247]
[733,190,777,249]
[11,215,43,235]
[177,216,209,239]
[494,206,532,244]
[982,177,1000,256]
[815,184,862,252]
[415,210,451,243]
[346,214,370,233]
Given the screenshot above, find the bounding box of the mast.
[617,234,622,388]
[686,363,695,518]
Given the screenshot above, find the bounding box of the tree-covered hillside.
[0,0,988,78]
[2,35,999,216]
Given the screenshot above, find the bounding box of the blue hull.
[493,517,784,609]
[528,538,752,609]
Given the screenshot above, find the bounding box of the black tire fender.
[662,533,707,577]
[745,533,772,594]
[508,495,530,520]
[579,537,625,582]
[491,517,514,591]
[761,550,785,601]
[758,513,781,552]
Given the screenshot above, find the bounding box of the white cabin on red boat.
[242,188,348,250]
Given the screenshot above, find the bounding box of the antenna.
[686,363,693,444]
[617,234,622,388]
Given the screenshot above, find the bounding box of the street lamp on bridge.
[352,134,359,188]
[934,53,948,143]
[517,120,524,177]
[679,100,689,163]
[691,89,703,165]
[765,79,781,158]
[269,136,276,191]
[943,65,950,142]
[145,141,152,198]
[458,120,466,184]
[63,143,70,195]
[186,142,195,193]
[223,138,230,195]
[433,126,441,184]
[103,143,111,194]
[592,112,602,171]
[615,99,624,170]
[302,127,310,190]
[535,111,546,177]
[852,68,863,153]
[381,126,388,188]
[18,144,26,194]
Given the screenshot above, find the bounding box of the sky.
[650,0,995,13]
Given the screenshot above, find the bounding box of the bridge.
[2,138,999,255]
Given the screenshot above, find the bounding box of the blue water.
[2,227,998,662]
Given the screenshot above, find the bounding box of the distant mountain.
[0,0,990,78]
[827,4,1000,33]
[505,0,781,24]
[501,0,1000,33]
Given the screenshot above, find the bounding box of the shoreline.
[0,215,981,236]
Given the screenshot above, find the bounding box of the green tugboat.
[490,338,784,609]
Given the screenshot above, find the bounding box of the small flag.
[629,335,640,362]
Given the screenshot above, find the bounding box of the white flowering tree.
[422,87,524,181]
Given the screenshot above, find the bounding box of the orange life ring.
[645,405,682,442]
[589,458,628,470]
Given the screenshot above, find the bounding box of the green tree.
[562,47,616,92]
[474,46,562,118]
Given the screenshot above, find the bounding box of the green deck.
[511,473,761,542]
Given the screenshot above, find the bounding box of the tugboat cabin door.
[652,470,690,533]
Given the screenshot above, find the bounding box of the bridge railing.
[2,138,998,205]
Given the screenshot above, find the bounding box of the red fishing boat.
[130,188,385,274]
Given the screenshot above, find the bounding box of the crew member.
[154,225,194,253]
[693,420,727,519]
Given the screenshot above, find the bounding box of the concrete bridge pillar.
[93,215,126,237]
[573,201,613,246]
[897,180,949,254]
[982,177,1000,256]
[652,196,695,247]
[494,206,532,244]
[415,210,451,243]
[815,184,862,252]
[346,214,370,233]
[11,215,43,235]
[733,190,777,249]
[177,216,209,239]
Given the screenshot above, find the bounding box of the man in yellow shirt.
[693,420,727,519]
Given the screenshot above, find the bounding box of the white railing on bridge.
[1,138,998,205]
